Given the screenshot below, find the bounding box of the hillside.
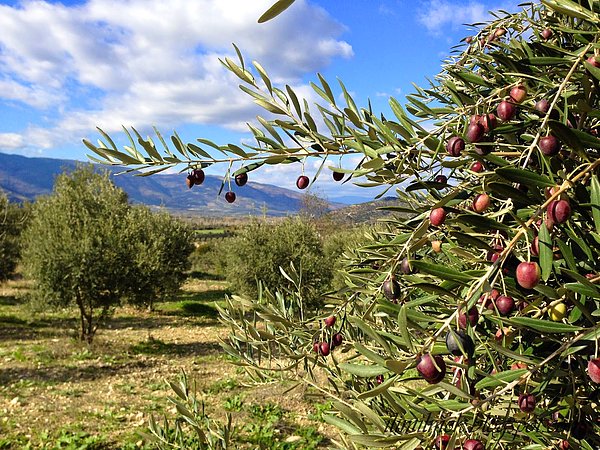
[325,196,411,224]
[0,152,312,216]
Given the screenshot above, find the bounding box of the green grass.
[0,429,108,450]
[207,377,239,394]
[194,228,227,235]
[223,394,245,411]
[128,337,173,356]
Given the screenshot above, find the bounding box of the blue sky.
[0,0,521,203]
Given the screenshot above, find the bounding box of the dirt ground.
[0,278,335,449]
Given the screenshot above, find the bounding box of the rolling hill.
[0,152,312,216]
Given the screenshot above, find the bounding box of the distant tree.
[125,206,194,310]
[0,193,27,281]
[298,192,331,220]
[222,218,332,308]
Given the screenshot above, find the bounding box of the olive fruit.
[430,207,447,227]
[235,173,248,187]
[383,277,401,301]
[296,175,310,190]
[516,262,541,289]
[445,330,475,358]
[446,136,465,157]
[539,135,561,156]
[192,168,205,185]
[497,100,516,121]
[547,199,571,224]
[416,354,446,384]
[225,191,236,203]
[518,393,536,413]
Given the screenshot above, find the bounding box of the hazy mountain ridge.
[0,152,311,216]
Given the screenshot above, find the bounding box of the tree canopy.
[22,166,193,341]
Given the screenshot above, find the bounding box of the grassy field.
[0,276,334,449]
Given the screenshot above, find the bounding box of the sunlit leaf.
[257,0,295,23]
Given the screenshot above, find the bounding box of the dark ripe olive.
[416,354,446,384]
[539,135,561,156]
[445,330,475,358]
[235,173,248,187]
[192,168,205,185]
[382,278,401,301]
[547,199,571,224]
[466,123,484,143]
[497,100,516,121]
[518,393,536,413]
[446,136,465,157]
[296,175,310,189]
[225,191,236,203]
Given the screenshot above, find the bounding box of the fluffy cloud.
[0,0,353,150]
[0,132,25,150]
[417,1,518,34]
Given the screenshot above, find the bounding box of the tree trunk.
[85,312,94,344]
[75,290,86,342]
[75,289,95,343]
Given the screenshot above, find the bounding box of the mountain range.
[0,152,317,216]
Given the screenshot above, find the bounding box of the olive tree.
[221,217,333,309]
[22,166,194,341]
[22,166,132,342]
[86,0,600,448]
[0,193,26,281]
[125,205,194,310]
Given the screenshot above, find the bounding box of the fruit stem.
[520,43,593,168]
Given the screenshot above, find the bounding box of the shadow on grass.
[0,310,219,341]
[0,295,23,306]
[0,341,223,385]
[159,288,230,304]
[188,271,226,281]
[0,284,229,340]
[128,338,222,357]
[180,302,218,318]
[155,289,228,320]
[0,359,154,385]
[0,314,79,341]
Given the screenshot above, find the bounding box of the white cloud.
[0,78,65,109]
[417,1,519,34]
[0,0,353,151]
[0,132,25,150]
[245,152,377,201]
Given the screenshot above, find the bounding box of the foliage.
[147,372,326,450]
[221,218,333,309]
[125,206,194,310]
[0,429,110,450]
[21,166,193,341]
[322,225,369,290]
[87,0,600,448]
[299,192,332,220]
[0,193,27,281]
[144,372,235,449]
[21,165,131,342]
[188,238,229,279]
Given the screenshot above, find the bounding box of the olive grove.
[85,0,600,448]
